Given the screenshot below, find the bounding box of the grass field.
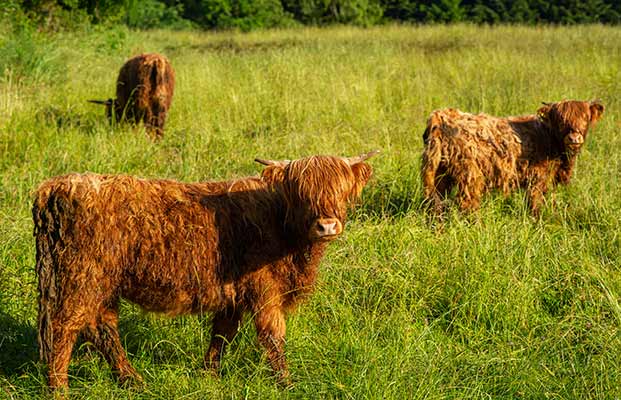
[1,24,621,399]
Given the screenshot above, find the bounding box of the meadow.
[1,24,620,399]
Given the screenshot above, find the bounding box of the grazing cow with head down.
[33,151,378,390]
[421,100,604,215]
[89,53,175,139]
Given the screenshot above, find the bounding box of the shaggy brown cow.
[33,151,378,390]
[421,100,604,215]
[89,53,175,139]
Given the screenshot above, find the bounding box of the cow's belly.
[120,279,225,317]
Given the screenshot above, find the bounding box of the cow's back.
[33,173,280,315]
[34,174,224,311]
[425,109,524,192]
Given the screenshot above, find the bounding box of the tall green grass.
[1,25,620,399]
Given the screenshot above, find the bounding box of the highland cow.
[33,151,378,390]
[421,100,604,215]
[89,53,175,139]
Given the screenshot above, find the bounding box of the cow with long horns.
[89,53,175,139]
[421,100,604,215]
[33,151,378,390]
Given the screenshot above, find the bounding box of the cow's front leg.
[205,307,243,372]
[254,305,289,383]
[527,178,549,217]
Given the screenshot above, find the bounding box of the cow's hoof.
[118,370,145,390]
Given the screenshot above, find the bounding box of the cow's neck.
[291,240,328,267]
[281,236,327,305]
[556,151,578,185]
[224,188,328,271]
[516,118,565,160]
[274,200,330,275]
[281,220,329,266]
[549,128,568,158]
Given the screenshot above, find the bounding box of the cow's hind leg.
[152,110,166,139]
[205,307,243,372]
[82,302,142,386]
[455,168,484,212]
[142,109,156,139]
[143,102,165,140]
[422,162,441,213]
[430,168,454,214]
[46,300,91,389]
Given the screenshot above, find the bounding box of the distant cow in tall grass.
[89,53,175,139]
[33,151,378,390]
[422,100,604,215]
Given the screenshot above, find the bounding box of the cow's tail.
[33,187,64,365]
[148,57,173,137]
[150,57,173,104]
[421,112,444,200]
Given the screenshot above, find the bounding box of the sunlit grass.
[1,24,620,399]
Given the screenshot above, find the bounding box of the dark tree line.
[5,0,621,30]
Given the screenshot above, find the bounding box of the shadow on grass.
[162,34,475,56]
[112,309,264,380]
[550,203,613,231]
[356,181,424,220]
[164,38,306,56]
[112,308,212,368]
[398,36,475,55]
[0,311,38,378]
[36,105,101,133]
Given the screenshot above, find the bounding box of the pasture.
[1,24,620,398]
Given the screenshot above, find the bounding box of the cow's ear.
[589,100,604,125]
[537,104,552,127]
[350,162,372,198]
[261,165,285,185]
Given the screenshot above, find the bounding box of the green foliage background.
[3,0,621,30]
[1,7,621,400]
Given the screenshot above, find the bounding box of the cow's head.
[256,151,378,243]
[537,100,605,154]
[88,99,120,122]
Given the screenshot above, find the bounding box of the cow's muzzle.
[309,218,343,241]
[564,132,584,152]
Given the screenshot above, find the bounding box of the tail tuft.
[33,193,63,364]
[421,113,445,204]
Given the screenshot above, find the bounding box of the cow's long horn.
[254,158,290,167]
[541,102,551,106]
[343,149,380,165]
[88,99,113,106]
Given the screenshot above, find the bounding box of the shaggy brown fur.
[33,152,377,390]
[89,53,175,139]
[421,100,604,215]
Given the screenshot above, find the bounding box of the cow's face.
[259,152,376,243]
[109,99,125,122]
[537,100,604,154]
[88,98,117,122]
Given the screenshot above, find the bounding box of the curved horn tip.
[254,158,272,166]
[88,99,113,106]
[346,149,380,165]
[254,158,290,167]
[364,149,381,158]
